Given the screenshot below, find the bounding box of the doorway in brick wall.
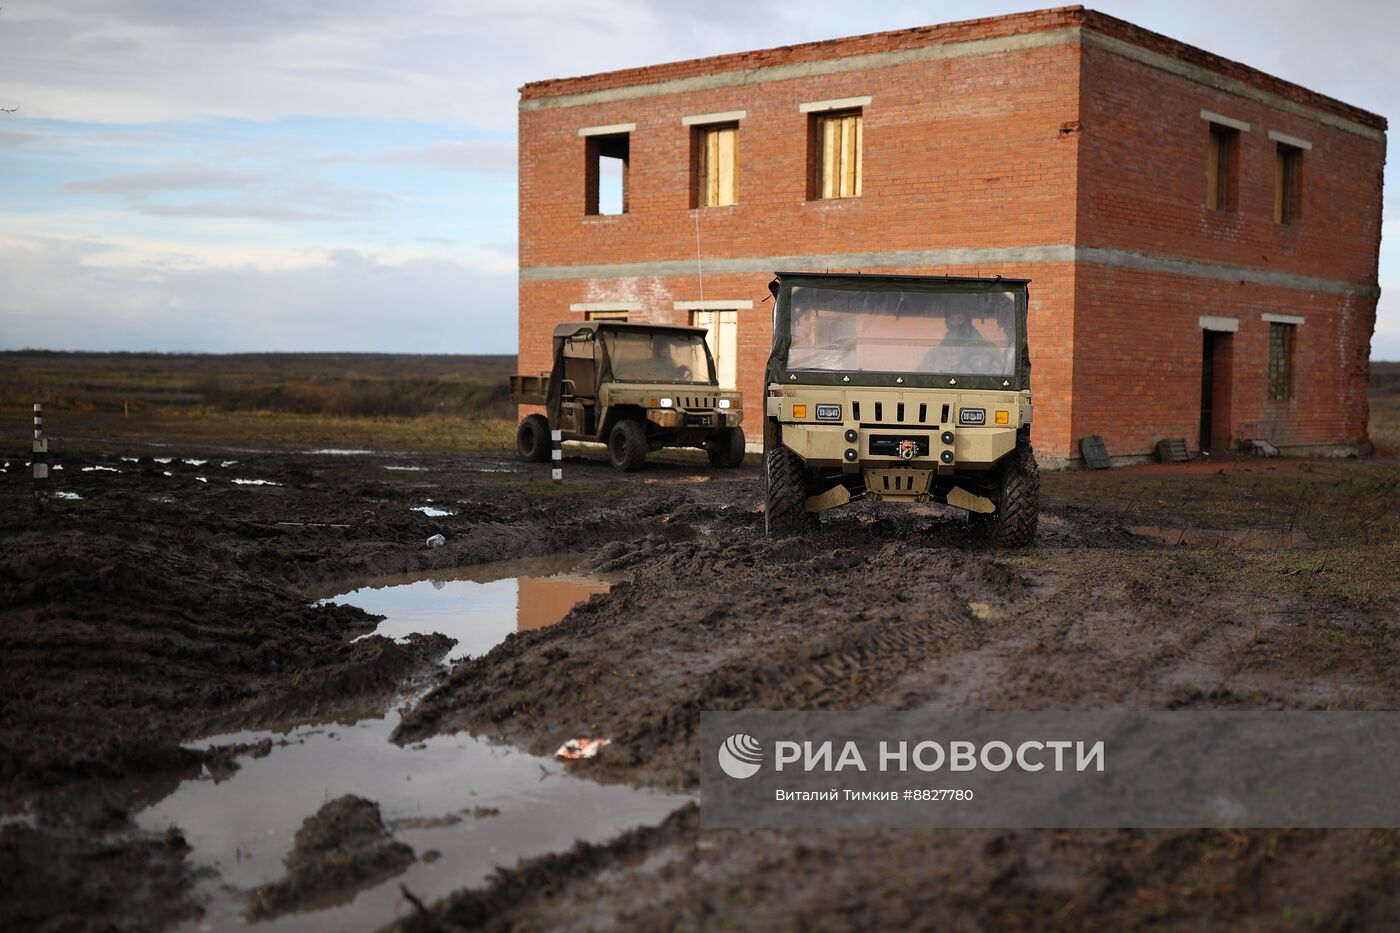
[1200,329,1233,449]
[691,309,738,388]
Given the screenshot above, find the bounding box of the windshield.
[604,331,714,384]
[786,285,1018,377]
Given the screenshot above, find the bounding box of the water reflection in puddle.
[309,557,613,662]
[137,557,682,932]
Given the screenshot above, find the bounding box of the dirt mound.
[248,795,415,920]
[397,537,1026,789]
[0,821,198,932]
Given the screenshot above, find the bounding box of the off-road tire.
[516,414,551,463]
[976,441,1040,546]
[707,427,747,469]
[765,445,813,537]
[608,418,648,472]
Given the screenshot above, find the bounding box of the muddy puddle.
[308,556,615,662]
[136,557,687,931]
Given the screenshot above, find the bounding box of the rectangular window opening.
[1206,123,1239,211]
[694,123,739,208]
[1268,322,1295,400]
[584,310,629,321]
[1275,143,1303,224]
[585,132,629,215]
[810,109,863,200]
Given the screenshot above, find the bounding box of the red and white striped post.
[551,429,562,484]
[32,403,49,504]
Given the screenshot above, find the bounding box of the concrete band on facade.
[523,26,1385,143]
[522,245,1381,299]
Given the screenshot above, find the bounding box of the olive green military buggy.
[511,321,746,472]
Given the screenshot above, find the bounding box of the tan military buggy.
[511,321,746,472]
[762,272,1039,545]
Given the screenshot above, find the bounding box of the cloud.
[66,165,252,195]
[377,139,516,174]
[65,164,391,222]
[0,233,516,353]
[3,0,1397,358]
[0,130,39,147]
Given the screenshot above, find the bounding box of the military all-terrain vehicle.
[762,272,1039,544]
[511,321,746,472]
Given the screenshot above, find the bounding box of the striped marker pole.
[32,403,49,505]
[551,429,562,484]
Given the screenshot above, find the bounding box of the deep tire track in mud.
[389,459,1400,932]
[395,536,1004,789]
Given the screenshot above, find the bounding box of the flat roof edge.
[519,6,1384,133]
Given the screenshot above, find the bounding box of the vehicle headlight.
[815,404,841,421]
[659,398,673,408]
[718,399,732,409]
[959,408,986,425]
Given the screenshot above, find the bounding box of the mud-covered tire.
[608,418,647,472]
[976,442,1040,546]
[516,414,551,463]
[765,445,813,537]
[707,427,747,469]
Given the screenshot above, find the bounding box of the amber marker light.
[995,410,1010,424]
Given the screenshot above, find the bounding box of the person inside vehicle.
[647,338,692,381]
[919,307,996,371]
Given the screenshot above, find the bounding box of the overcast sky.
[1,1,1396,358]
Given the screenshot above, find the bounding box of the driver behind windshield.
[918,302,1012,375]
[648,339,695,381]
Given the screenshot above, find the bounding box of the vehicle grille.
[853,398,949,426]
[680,395,716,410]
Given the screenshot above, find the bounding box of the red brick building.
[517,6,1385,465]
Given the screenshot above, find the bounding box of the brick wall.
[517,6,1384,464]
[1073,36,1384,457]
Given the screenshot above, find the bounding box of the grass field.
[2,351,1397,455]
[0,350,517,452]
[1370,361,1400,451]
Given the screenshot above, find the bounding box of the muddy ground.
[3,436,1400,931]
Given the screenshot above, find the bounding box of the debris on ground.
[556,738,611,760]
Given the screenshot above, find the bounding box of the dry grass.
[1369,362,1400,451]
[1,350,517,452]
[0,407,513,453]
[0,350,515,418]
